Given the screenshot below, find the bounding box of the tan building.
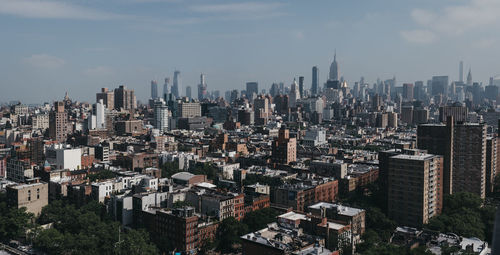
[96,88,115,110]
[272,128,296,165]
[49,101,69,142]
[178,102,201,118]
[7,181,49,216]
[387,153,443,227]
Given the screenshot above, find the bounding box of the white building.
[303,128,327,146]
[96,99,106,129]
[46,144,82,170]
[154,100,170,132]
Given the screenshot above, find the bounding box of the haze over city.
[2,0,500,103]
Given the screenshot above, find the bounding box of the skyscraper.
[186,86,192,100]
[311,66,319,95]
[329,52,339,81]
[154,100,170,132]
[467,68,473,86]
[151,80,158,99]
[431,76,448,96]
[246,82,259,99]
[197,73,207,100]
[298,76,304,98]
[49,101,69,142]
[288,78,301,108]
[402,83,414,101]
[114,85,136,112]
[96,99,105,129]
[172,70,181,98]
[96,88,114,110]
[163,78,170,99]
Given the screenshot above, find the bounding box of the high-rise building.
[402,83,414,101]
[151,80,158,99]
[417,120,454,195]
[254,95,270,120]
[172,70,181,98]
[431,76,449,96]
[96,99,106,129]
[49,101,69,142]
[270,83,280,97]
[298,76,304,98]
[246,82,259,99]
[197,73,207,100]
[288,79,301,108]
[178,101,201,118]
[387,153,443,227]
[271,128,297,165]
[486,137,497,195]
[453,123,486,198]
[114,85,136,112]
[467,68,473,86]
[418,120,487,198]
[439,103,468,123]
[154,100,170,132]
[329,52,339,81]
[96,88,115,110]
[163,78,170,99]
[186,86,192,100]
[311,66,319,95]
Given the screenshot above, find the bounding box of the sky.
[1,0,500,104]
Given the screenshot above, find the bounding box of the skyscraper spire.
[467,68,472,86]
[329,50,339,81]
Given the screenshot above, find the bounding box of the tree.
[87,169,116,182]
[0,194,33,242]
[161,161,180,178]
[216,217,248,253]
[242,208,280,232]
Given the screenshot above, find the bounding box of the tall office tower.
[49,101,69,142]
[387,153,443,227]
[414,81,425,101]
[288,78,301,108]
[467,68,473,86]
[246,82,259,98]
[230,90,239,103]
[329,52,339,81]
[459,61,464,83]
[114,85,137,112]
[486,137,497,195]
[271,128,297,165]
[96,88,114,110]
[154,100,170,132]
[254,95,270,119]
[417,120,454,195]
[453,123,487,198]
[402,83,414,101]
[431,76,449,96]
[163,78,170,99]
[311,66,319,95]
[172,70,181,98]
[197,73,207,100]
[186,86,192,100]
[270,83,280,97]
[439,102,468,123]
[96,99,106,129]
[298,76,304,98]
[151,80,158,99]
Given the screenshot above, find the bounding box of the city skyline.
[2,0,500,103]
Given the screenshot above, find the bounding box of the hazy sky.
[1,0,500,104]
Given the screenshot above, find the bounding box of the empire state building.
[329,52,339,81]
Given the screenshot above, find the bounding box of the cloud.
[292,30,304,40]
[403,0,500,42]
[83,66,114,76]
[400,30,437,44]
[23,54,65,69]
[0,0,126,20]
[474,38,495,49]
[189,2,282,13]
